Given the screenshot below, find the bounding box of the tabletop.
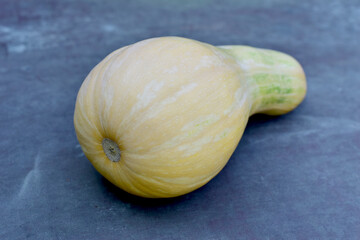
[1,0,360,239]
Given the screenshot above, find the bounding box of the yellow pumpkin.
[74,37,306,198]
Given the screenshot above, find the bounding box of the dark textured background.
[1,0,360,239]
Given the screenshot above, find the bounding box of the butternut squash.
[74,37,306,198]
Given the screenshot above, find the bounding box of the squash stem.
[102,138,121,162]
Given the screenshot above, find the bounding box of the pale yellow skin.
[74,37,306,198]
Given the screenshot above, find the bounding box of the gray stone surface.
[1,0,360,239]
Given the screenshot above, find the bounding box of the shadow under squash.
[100,177,188,208]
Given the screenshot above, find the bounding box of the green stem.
[219,45,307,116]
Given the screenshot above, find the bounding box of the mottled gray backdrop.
[1,0,360,239]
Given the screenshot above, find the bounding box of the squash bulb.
[74,37,306,198]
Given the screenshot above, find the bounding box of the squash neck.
[218,45,306,116]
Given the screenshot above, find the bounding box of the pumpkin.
[74,37,306,198]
